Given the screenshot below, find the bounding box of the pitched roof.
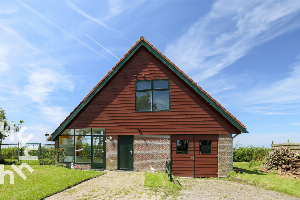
[48,36,248,141]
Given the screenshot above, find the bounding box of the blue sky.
[0,0,300,147]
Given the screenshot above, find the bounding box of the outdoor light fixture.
[45,132,49,141]
[138,128,141,131]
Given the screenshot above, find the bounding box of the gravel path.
[45,171,162,200]
[177,178,300,200]
[45,171,300,200]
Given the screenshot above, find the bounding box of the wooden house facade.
[47,37,248,178]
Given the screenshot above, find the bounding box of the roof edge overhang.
[48,39,248,141]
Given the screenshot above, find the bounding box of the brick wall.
[134,135,171,172]
[106,135,118,170]
[218,134,233,177]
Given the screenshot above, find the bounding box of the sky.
[0,0,300,147]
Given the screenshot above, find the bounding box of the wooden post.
[272,141,273,144]
[287,139,289,143]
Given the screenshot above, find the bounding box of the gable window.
[135,80,170,112]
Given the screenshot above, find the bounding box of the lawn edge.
[41,171,106,200]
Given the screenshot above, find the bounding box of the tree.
[0,108,24,162]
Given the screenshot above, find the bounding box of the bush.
[1,145,56,165]
[233,143,270,162]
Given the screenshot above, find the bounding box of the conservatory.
[58,128,106,169]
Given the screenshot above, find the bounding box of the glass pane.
[75,128,91,136]
[58,136,74,162]
[199,140,212,154]
[75,135,91,163]
[176,140,189,154]
[153,80,168,89]
[93,137,104,163]
[92,128,105,135]
[136,81,151,90]
[136,91,152,111]
[153,91,169,111]
[61,129,74,135]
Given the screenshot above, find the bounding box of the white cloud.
[0,48,10,74]
[18,0,113,63]
[38,106,69,125]
[242,65,300,107]
[164,0,300,82]
[23,68,74,104]
[64,0,115,31]
[292,123,300,126]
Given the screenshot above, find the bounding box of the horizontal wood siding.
[194,135,218,178]
[172,135,218,178]
[172,135,194,177]
[66,47,240,135]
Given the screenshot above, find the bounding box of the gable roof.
[48,36,248,141]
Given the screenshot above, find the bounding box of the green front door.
[118,135,133,170]
[91,135,106,169]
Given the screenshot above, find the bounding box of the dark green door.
[118,135,133,170]
[91,136,106,169]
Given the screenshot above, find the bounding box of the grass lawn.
[232,162,300,198]
[144,172,181,199]
[0,165,105,200]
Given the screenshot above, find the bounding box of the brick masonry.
[105,135,171,171]
[134,135,171,172]
[106,135,118,170]
[218,134,233,177]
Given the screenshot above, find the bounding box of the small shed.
[47,37,248,178]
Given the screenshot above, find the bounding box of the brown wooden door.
[172,135,194,177]
[172,135,218,178]
[194,135,218,178]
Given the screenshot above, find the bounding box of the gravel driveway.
[45,171,300,200]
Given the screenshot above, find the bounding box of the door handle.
[130,150,132,154]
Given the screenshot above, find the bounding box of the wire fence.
[0,143,55,165]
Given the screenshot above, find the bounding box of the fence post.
[39,143,41,163]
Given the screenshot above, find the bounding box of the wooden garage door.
[172,135,218,178]
[171,135,194,177]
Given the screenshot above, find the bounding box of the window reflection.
[176,140,189,154]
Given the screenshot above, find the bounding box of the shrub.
[233,142,270,162]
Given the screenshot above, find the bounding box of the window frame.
[199,140,212,154]
[176,140,189,154]
[58,128,106,164]
[135,79,170,112]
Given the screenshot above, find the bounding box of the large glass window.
[75,135,91,163]
[59,128,106,163]
[176,140,189,154]
[135,80,170,112]
[58,130,74,163]
[199,140,212,154]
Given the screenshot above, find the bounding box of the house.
[47,36,248,178]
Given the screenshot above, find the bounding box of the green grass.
[232,162,300,198]
[144,172,181,199]
[0,165,105,200]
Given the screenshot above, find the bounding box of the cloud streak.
[64,0,115,31]
[164,0,300,82]
[18,0,114,63]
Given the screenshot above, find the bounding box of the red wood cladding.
[66,47,240,135]
[172,135,194,177]
[172,135,218,178]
